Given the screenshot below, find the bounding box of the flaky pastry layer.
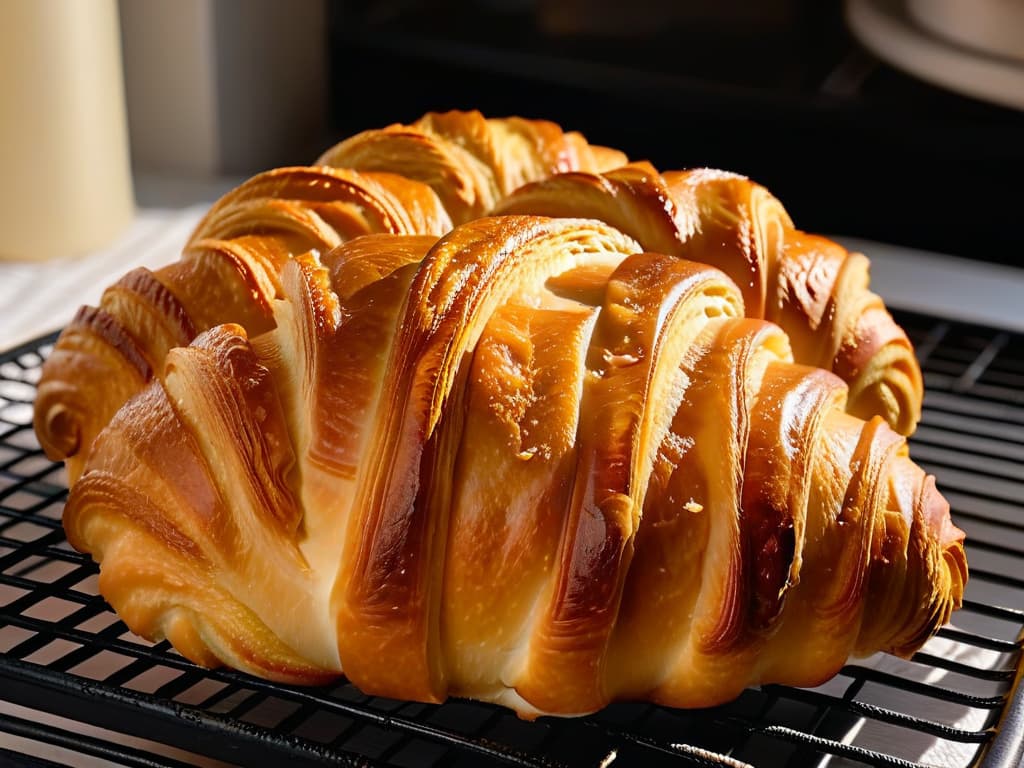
[63,216,965,717]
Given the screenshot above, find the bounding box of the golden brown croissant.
[63,215,966,717]
[493,163,923,435]
[35,111,623,481]
[316,109,628,223]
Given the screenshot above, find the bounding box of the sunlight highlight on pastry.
[59,215,965,717]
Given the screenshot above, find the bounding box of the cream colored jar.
[0,0,133,261]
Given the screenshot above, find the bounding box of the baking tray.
[1,309,1022,767]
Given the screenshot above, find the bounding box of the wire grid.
[0,311,1022,768]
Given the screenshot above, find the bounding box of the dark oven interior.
[325,0,1024,272]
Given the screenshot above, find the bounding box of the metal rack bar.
[0,658,375,768]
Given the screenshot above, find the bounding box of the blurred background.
[116,0,1024,268]
[2,0,1023,351]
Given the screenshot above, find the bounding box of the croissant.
[493,163,923,435]
[62,215,966,717]
[35,111,625,481]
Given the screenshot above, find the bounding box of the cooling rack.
[1,310,1022,768]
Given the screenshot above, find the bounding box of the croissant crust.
[61,214,965,717]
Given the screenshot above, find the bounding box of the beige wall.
[119,0,327,176]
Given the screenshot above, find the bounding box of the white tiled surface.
[837,236,1024,334]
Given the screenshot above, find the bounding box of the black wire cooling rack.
[1,310,1023,768]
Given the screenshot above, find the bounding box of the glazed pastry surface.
[495,163,923,434]
[60,215,966,717]
[35,111,623,480]
[35,113,922,485]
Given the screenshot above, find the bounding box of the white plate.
[845,0,1024,111]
